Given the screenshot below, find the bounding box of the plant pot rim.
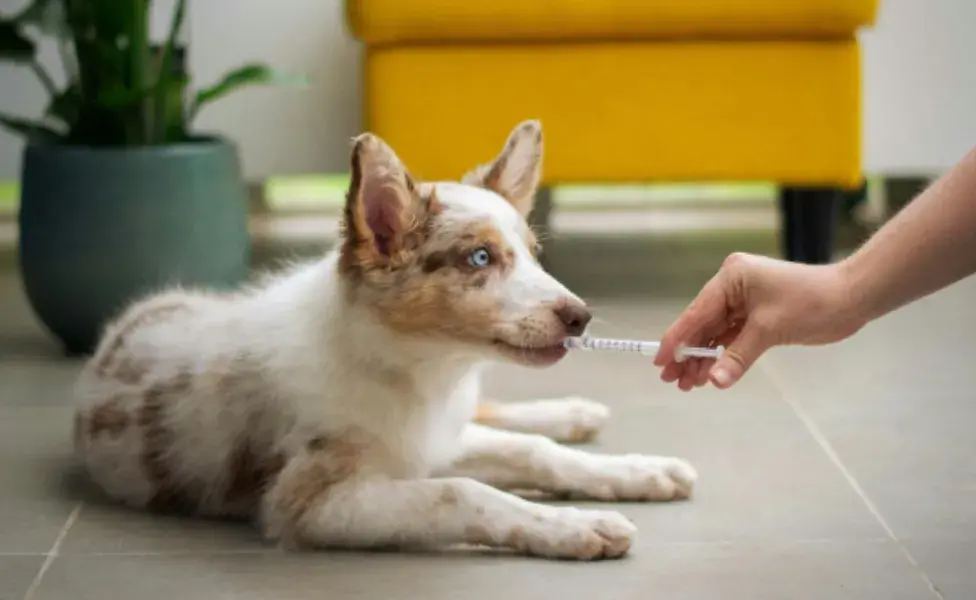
[24,134,237,157]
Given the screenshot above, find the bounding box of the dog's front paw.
[518,507,635,560]
[507,397,611,443]
[579,455,698,502]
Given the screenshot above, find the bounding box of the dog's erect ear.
[343,133,429,268]
[462,120,543,217]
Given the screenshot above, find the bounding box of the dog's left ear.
[342,133,430,270]
[463,120,543,217]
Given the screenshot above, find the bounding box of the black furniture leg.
[778,187,840,264]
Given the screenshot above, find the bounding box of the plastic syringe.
[564,335,723,362]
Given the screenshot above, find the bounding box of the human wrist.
[834,254,877,327]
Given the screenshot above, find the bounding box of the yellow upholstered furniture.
[346,0,880,263]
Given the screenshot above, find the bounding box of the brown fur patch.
[96,303,190,380]
[503,525,530,553]
[88,396,130,439]
[473,401,500,424]
[224,440,286,511]
[204,354,288,515]
[269,434,364,544]
[438,486,460,507]
[421,221,514,277]
[359,219,516,343]
[211,357,237,394]
[206,354,267,404]
[138,371,197,513]
[305,436,330,452]
[112,357,148,385]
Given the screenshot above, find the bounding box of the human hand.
[653,253,866,390]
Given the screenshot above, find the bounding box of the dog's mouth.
[492,339,569,367]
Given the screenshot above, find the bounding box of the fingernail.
[711,368,731,387]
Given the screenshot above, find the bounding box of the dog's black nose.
[555,302,592,337]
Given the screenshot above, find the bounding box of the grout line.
[22,502,83,600]
[761,361,946,600]
[2,537,896,558]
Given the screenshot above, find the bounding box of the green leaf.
[84,0,142,40]
[0,20,35,63]
[96,83,152,109]
[45,85,83,125]
[0,113,63,144]
[160,74,189,143]
[152,0,187,143]
[190,64,306,119]
[128,0,150,132]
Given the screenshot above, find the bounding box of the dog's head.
[338,120,589,367]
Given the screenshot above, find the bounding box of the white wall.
[0,0,973,180]
[861,0,976,175]
[0,0,61,181]
[188,0,361,179]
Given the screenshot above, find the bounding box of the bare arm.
[654,145,976,390]
[841,146,976,322]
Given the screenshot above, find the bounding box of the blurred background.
[0,1,972,305]
[1,1,973,294]
[1,2,975,599]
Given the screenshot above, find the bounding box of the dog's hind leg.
[473,397,610,443]
[442,424,697,502]
[260,452,635,559]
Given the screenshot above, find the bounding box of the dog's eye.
[466,247,492,269]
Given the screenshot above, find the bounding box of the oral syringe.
[564,335,723,362]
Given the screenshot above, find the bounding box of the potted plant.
[0,0,303,355]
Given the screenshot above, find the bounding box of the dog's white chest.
[387,367,480,475]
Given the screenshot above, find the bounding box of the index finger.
[653,271,730,367]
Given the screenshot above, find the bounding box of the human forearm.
[839,146,976,323]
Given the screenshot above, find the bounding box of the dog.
[72,120,697,560]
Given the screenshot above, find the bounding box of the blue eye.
[467,247,492,268]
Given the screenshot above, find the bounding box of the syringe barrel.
[635,341,662,355]
[677,345,724,359]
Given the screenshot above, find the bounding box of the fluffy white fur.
[73,121,697,560]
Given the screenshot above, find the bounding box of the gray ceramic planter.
[18,137,250,355]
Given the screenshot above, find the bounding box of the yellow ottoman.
[346,0,880,263]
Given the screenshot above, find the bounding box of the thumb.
[654,273,728,367]
[709,321,770,389]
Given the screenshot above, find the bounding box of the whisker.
[528,223,553,244]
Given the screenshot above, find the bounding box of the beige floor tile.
[0,557,45,600]
[31,541,936,600]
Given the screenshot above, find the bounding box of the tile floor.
[1,235,974,600]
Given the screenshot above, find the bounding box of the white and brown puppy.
[73,121,697,560]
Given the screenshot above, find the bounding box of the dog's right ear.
[341,134,429,271]
[462,120,543,217]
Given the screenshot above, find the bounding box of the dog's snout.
[554,302,592,337]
